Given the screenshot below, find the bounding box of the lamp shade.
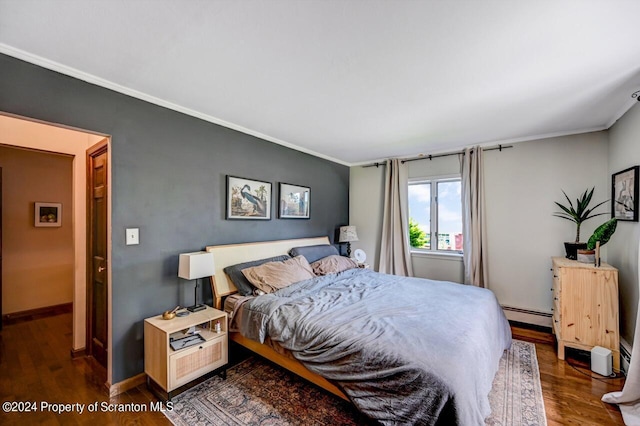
[338,226,359,242]
[178,251,215,280]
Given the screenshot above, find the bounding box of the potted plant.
[576,218,618,263]
[553,187,608,259]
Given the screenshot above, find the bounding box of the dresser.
[551,257,620,371]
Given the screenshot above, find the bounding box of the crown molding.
[0,44,351,167]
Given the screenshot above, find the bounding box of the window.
[408,176,463,253]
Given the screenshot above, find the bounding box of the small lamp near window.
[338,225,359,258]
[178,251,215,312]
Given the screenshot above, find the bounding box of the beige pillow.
[241,255,315,294]
[311,255,358,276]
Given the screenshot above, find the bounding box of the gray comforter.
[240,268,512,425]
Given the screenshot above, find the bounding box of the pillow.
[241,255,315,294]
[223,255,291,296]
[311,255,358,276]
[289,244,340,264]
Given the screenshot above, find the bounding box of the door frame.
[0,113,112,382]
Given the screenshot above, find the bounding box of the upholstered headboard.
[205,236,330,308]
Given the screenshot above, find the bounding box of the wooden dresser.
[551,257,620,371]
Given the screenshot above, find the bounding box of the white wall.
[608,103,640,345]
[350,131,610,320]
[1,146,74,313]
[484,132,609,314]
[350,164,385,271]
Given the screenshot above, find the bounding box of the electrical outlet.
[126,228,139,245]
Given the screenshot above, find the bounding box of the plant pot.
[576,249,596,264]
[564,242,587,260]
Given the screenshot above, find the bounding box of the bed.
[206,237,512,425]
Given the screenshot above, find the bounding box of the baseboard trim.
[2,302,72,324]
[108,373,147,397]
[502,305,552,328]
[70,347,87,359]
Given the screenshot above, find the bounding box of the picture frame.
[278,183,310,219]
[226,175,272,220]
[35,202,62,227]
[612,166,639,222]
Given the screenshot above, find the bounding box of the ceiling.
[1,0,639,166]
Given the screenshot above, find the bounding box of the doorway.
[0,113,109,379]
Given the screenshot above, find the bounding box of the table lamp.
[338,225,359,258]
[178,251,215,312]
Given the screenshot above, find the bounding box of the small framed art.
[226,175,271,220]
[35,202,62,227]
[612,166,639,222]
[278,183,310,219]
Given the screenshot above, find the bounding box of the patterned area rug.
[486,340,547,426]
[164,340,546,425]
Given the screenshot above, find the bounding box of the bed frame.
[205,237,348,400]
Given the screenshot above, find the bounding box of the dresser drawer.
[169,335,227,390]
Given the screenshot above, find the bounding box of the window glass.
[408,177,462,253]
[408,182,430,249]
[436,181,462,251]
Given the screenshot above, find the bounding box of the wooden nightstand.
[551,257,620,371]
[144,306,228,399]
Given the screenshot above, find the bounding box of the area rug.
[164,340,546,425]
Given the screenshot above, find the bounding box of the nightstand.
[144,306,228,399]
[551,257,619,371]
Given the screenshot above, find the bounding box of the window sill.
[410,250,463,261]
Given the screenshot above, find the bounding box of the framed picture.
[35,202,62,227]
[226,175,271,220]
[612,166,639,222]
[279,183,310,219]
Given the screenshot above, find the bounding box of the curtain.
[461,146,488,287]
[379,158,413,276]
[602,236,640,425]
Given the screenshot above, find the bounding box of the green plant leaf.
[554,187,608,240]
[587,218,618,250]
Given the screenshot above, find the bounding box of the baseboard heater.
[501,305,552,328]
[620,340,632,374]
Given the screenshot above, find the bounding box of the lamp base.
[186,304,206,312]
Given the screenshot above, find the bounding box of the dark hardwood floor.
[0,312,626,425]
[511,326,625,425]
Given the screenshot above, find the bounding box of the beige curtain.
[461,146,487,287]
[379,159,413,276]
[602,236,640,425]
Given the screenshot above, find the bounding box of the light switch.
[126,228,139,245]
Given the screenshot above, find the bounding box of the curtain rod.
[361,144,513,168]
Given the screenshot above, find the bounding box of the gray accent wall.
[0,54,349,382]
